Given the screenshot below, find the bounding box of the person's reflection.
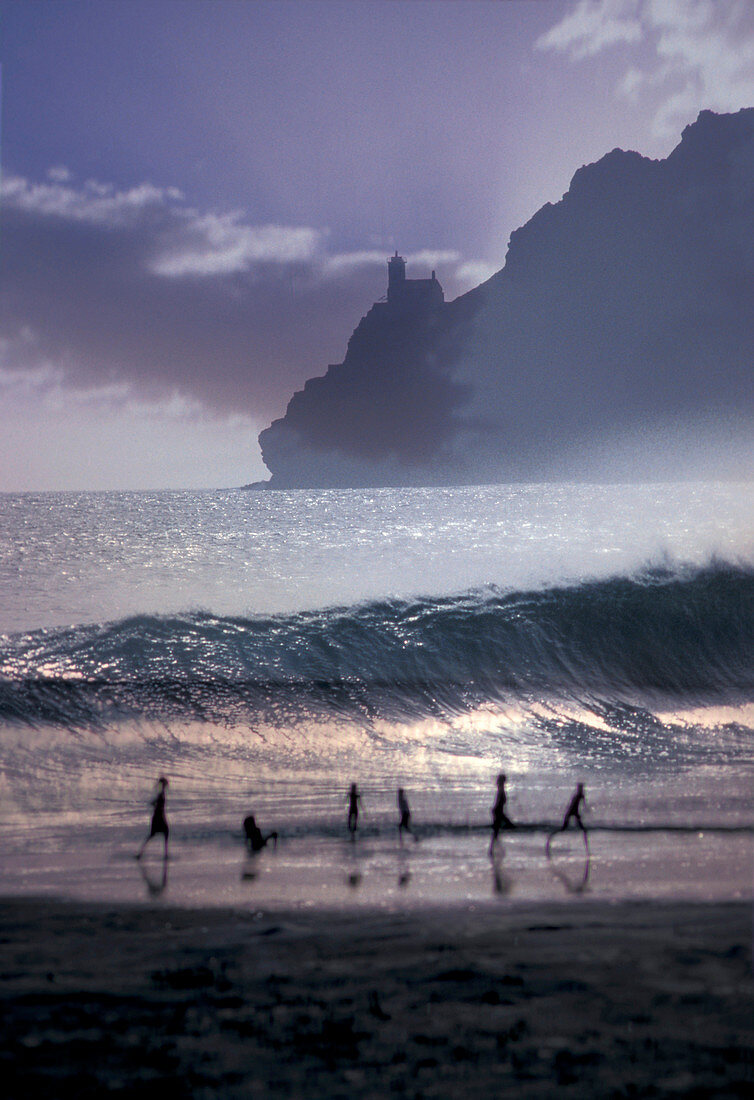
[547,845,591,894]
[397,847,411,889]
[241,853,259,882]
[138,853,168,897]
[345,841,362,888]
[489,846,513,896]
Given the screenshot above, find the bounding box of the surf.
[1,560,753,734]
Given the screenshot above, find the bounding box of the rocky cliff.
[257,109,754,488]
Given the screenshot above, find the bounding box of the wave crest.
[1,561,753,729]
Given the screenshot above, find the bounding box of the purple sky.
[2,0,754,489]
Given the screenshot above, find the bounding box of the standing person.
[136,776,169,860]
[397,787,415,843]
[347,782,362,835]
[489,772,514,853]
[546,782,588,856]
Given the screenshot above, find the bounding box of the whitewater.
[0,483,752,907]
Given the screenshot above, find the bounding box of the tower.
[387,251,406,302]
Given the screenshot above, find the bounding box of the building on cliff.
[385,251,444,310]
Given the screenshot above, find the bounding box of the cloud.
[0,170,483,454]
[454,261,499,289]
[0,336,225,422]
[403,249,462,270]
[323,249,463,279]
[535,0,642,60]
[0,382,263,491]
[4,173,324,276]
[323,250,394,276]
[151,214,324,277]
[47,165,73,183]
[0,362,63,395]
[2,174,173,224]
[537,0,754,139]
[0,330,264,490]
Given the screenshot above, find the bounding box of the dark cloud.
[0,176,475,427]
[0,188,343,418]
[259,109,754,486]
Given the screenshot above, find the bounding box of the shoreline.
[3,816,751,911]
[2,896,752,1097]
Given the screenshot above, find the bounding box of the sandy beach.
[1,897,751,1098]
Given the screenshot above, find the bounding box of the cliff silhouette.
[256,109,754,488]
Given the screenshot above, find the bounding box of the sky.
[2,0,754,490]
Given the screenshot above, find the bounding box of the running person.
[489,772,514,853]
[136,776,169,860]
[397,787,415,843]
[546,782,588,856]
[347,782,362,834]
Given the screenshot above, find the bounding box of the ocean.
[1,483,752,907]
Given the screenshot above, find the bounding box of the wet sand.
[1,897,752,1098]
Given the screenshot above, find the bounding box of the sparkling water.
[1,483,752,906]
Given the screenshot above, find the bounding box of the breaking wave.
[1,561,753,732]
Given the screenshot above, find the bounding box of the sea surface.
[0,483,752,907]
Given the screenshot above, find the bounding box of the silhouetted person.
[489,772,514,852]
[546,782,588,857]
[562,782,587,829]
[136,776,169,860]
[397,787,416,843]
[347,782,362,835]
[243,814,278,853]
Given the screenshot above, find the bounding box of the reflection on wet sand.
[240,824,279,883]
[397,848,412,889]
[546,834,591,894]
[490,847,514,896]
[138,854,168,898]
[345,841,363,889]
